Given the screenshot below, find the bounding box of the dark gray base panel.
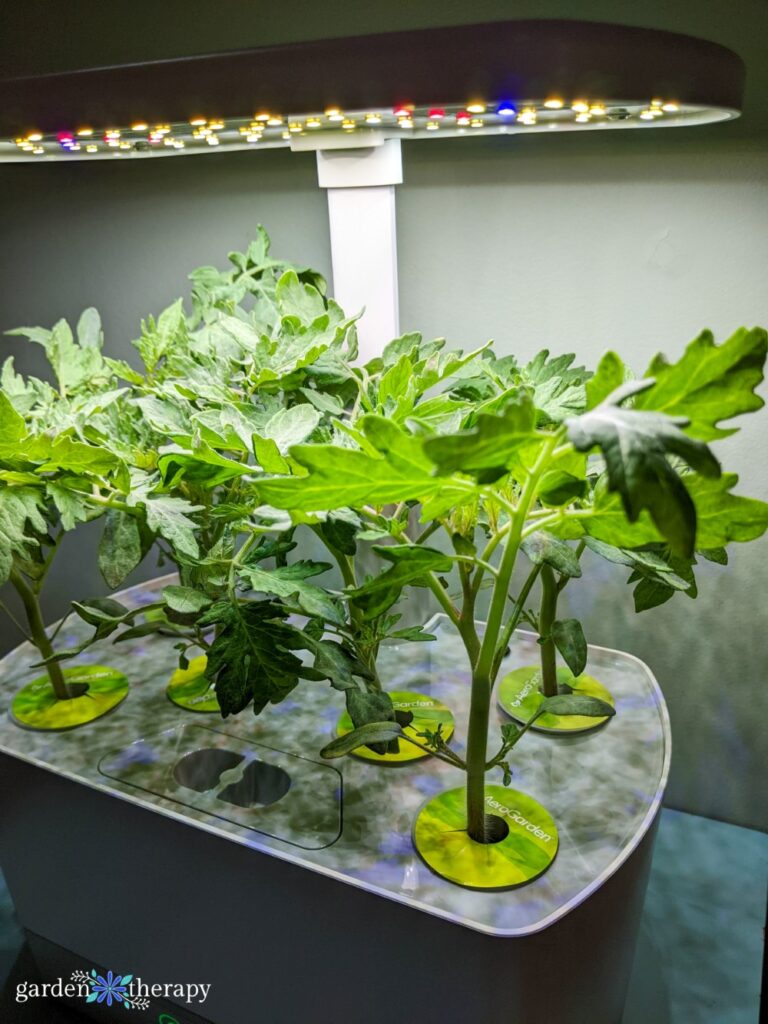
[0,754,657,1024]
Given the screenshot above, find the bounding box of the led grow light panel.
[0,97,735,162]
[0,20,744,163]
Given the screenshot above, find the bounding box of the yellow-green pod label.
[498,666,615,733]
[413,784,558,889]
[11,665,129,731]
[166,655,220,713]
[336,690,455,764]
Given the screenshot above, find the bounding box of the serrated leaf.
[348,545,453,621]
[201,599,308,716]
[521,531,582,578]
[684,473,768,548]
[423,390,540,476]
[135,298,187,372]
[521,350,591,423]
[158,443,250,488]
[143,496,201,559]
[256,439,467,513]
[162,585,212,614]
[239,561,343,624]
[98,510,143,589]
[634,327,767,440]
[586,351,629,410]
[699,547,728,565]
[261,404,321,453]
[275,270,327,324]
[253,437,290,474]
[0,392,27,448]
[567,379,721,557]
[35,434,119,477]
[47,482,90,531]
[551,618,587,676]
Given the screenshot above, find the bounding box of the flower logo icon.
[86,970,132,1007]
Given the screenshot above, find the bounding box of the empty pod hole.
[174,748,244,792]
[219,760,291,808]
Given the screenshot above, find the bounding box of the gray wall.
[0,15,766,830]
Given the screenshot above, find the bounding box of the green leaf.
[521,531,582,578]
[76,307,103,349]
[253,437,290,474]
[423,390,540,476]
[162,585,212,614]
[0,486,48,582]
[520,350,591,423]
[201,600,308,716]
[46,482,90,532]
[377,354,413,406]
[699,547,728,565]
[586,352,629,410]
[538,470,588,506]
[319,516,358,556]
[35,435,119,477]
[158,443,250,488]
[581,484,664,548]
[239,561,343,624]
[0,392,27,448]
[98,510,143,589]
[684,473,768,548]
[567,379,721,557]
[260,404,321,453]
[302,636,371,691]
[500,722,521,746]
[143,496,201,559]
[9,317,106,394]
[275,270,327,324]
[135,298,187,372]
[551,618,587,676]
[634,327,767,440]
[256,439,466,513]
[541,694,615,718]
[320,721,403,759]
[632,577,676,612]
[348,545,453,620]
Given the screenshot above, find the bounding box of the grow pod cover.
[0,20,744,161]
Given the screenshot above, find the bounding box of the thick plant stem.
[464,435,560,841]
[9,568,69,700]
[538,565,559,697]
[465,668,492,841]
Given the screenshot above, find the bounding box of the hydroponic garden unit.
[0,18,759,1024]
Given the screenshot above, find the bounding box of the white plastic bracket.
[314,139,402,363]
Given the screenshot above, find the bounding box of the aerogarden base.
[0,576,670,1024]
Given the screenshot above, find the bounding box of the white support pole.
[314,139,402,363]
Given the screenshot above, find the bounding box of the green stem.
[0,598,33,641]
[538,565,559,697]
[464,434,559,842]
[9,567,69,700]
[465,666,493,840]
[491,563,543,680]
[397,732,467,769]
